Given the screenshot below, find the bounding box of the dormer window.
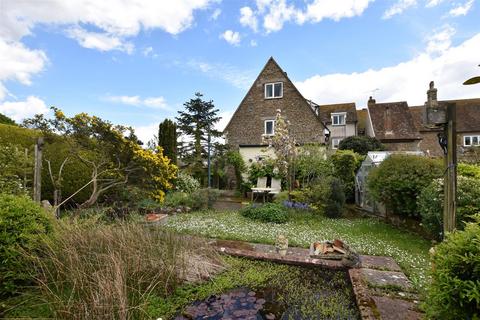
[332,112,346,126]
[265,82,283,99]
[264,120,275,136]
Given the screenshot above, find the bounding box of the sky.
[0,0,479,144]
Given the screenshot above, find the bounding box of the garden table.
[251,187,272,203]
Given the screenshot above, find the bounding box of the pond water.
[175,267,360,320]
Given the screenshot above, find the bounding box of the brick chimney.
[424,80,446,127]
[368,96,376,107]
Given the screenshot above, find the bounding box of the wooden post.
[443,103,457,237]
[33,137,44,203]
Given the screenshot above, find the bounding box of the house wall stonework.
[225,58,325,148]
[381,140,422,152]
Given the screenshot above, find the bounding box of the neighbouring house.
[224,57,358,163]
[365,97,422,152]
[364,83,480,157]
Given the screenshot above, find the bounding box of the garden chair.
[251,177,267,202]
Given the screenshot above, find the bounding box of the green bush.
[0,143,33,195]
[175,171,200,194]
[164,188,221,210]
[424,215,480,319]
[418,176,480,240]
[301,177,345,218]
[331,150,362,203]
[338,136,385,155]
[0,194,53,296]
[241,203,288,223]
[0,113,16,126]
[368,155,442,218]
[296,144,333,186]
[458,162,480,179]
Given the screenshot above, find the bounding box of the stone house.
[224,57,358,164]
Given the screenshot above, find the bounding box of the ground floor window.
[464,135,480,147]
[332,138,343,149]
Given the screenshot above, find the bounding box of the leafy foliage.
[0,194,53,296]
[0,143,32,195]
[418,176,480,239]
[331,150,362,203]
[225,150,246,190]
[367,155,442,218]
[158,119,177,163]
[458,162,480,179]
[296,144,333,186]
[424,215,480,319]
[247,157,281,186]
[241,203,289,223]
[338,136,384,155]
[175,171,200,194]
[0,113,16,126]
[164,189,221,210]
[299,176,345,218]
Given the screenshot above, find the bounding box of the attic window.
[264,120,275,136]
[332,112,346,126]
[464,135,480,147]
[265,82,283,99]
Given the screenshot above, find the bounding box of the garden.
[1,103,479,319]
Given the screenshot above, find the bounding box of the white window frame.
[464,135,480,147]
[264,120,275,136]
[331,112,346,126]
[264,82,283,99]
[332,138,343,149]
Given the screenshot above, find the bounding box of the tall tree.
[176,93,221,181]
[158,119,177,164]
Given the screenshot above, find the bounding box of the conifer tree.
[158,119,177,164]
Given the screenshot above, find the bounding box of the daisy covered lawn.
[164,209,432,291]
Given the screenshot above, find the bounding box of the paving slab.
[371,296,422,320]
[360,255,402,272]
[361,268,413,291]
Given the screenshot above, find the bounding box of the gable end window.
[265,82,283,99]
[264,120,275,136]
[464,135,480,147]
[331,113,346,126]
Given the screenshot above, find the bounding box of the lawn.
[164,209,432,291]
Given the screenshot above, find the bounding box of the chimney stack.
[368,96,376,107]
[424,81,446,127]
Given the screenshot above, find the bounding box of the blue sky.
[0,0,479,143]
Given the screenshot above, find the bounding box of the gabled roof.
[316,103,357,124]
[223,56,325,135]
[368,101,421,140]
[410,98,480,133]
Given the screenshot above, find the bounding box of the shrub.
[0,113,16,126]
[418,176,480,240]
[458,162,480,179]
[273,191,289,204]
[241,203,288,223]
[367,155,442,218]
[247,157,281,186]
[424,215,480,319]
[164,188,221,210]
[324,177,346,218]
[338,136,385,155]
[226,150,246,190]
[175,171,200,194]
[0,143,32,195]
[331,150,362,203]
[296,144,333,186]
[31,220,223,319]
[0,194,53,296]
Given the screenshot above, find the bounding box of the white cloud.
[187,60,255,89]
[215,110,234,132]
[106,95,169,109]
[250,39,258,47]
[295,31,480,108]
[134,123,158,145]
[383,0,418,19]
[143,46,153,56]
[239,0,373,33]
[0,96,49,121]
[426,25,456,55]
[210,8,222,20]
[66,27,134,53]
[0,39,48,101]
[240,7,258,32]
[425,0,443,8]
[220,30,241,46]
[449,0,474,16]
[0,0,215,50]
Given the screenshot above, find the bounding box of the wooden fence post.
[33,137,44,203]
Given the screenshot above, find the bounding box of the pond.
[175,267,360,320]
